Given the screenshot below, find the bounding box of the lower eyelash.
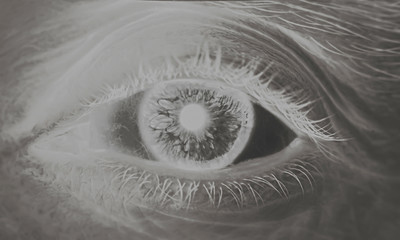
[98,153,323,212]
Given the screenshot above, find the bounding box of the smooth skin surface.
[1,1,400,240]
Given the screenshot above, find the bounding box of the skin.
[1,1,400,240]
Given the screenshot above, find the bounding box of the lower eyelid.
[106,137,312,181]
[27,133,323,214]
[101,157,321,212]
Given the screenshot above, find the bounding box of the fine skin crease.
[0,1,400,240]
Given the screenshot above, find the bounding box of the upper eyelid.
[4,4,335,142]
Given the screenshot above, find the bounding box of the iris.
[138,79,254,170]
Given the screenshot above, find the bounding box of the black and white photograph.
[0,1,399,239]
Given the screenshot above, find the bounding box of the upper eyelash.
[80,40,341,147]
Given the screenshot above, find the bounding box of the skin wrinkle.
[0,1,399,240]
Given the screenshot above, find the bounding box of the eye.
[94,78,295,171]
[21,5,339,214]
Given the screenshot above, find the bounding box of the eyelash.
[46,39,340,212]
[90,151,323,212]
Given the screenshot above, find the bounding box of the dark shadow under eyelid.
[108,91,152,159]
[233,103,296,164]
